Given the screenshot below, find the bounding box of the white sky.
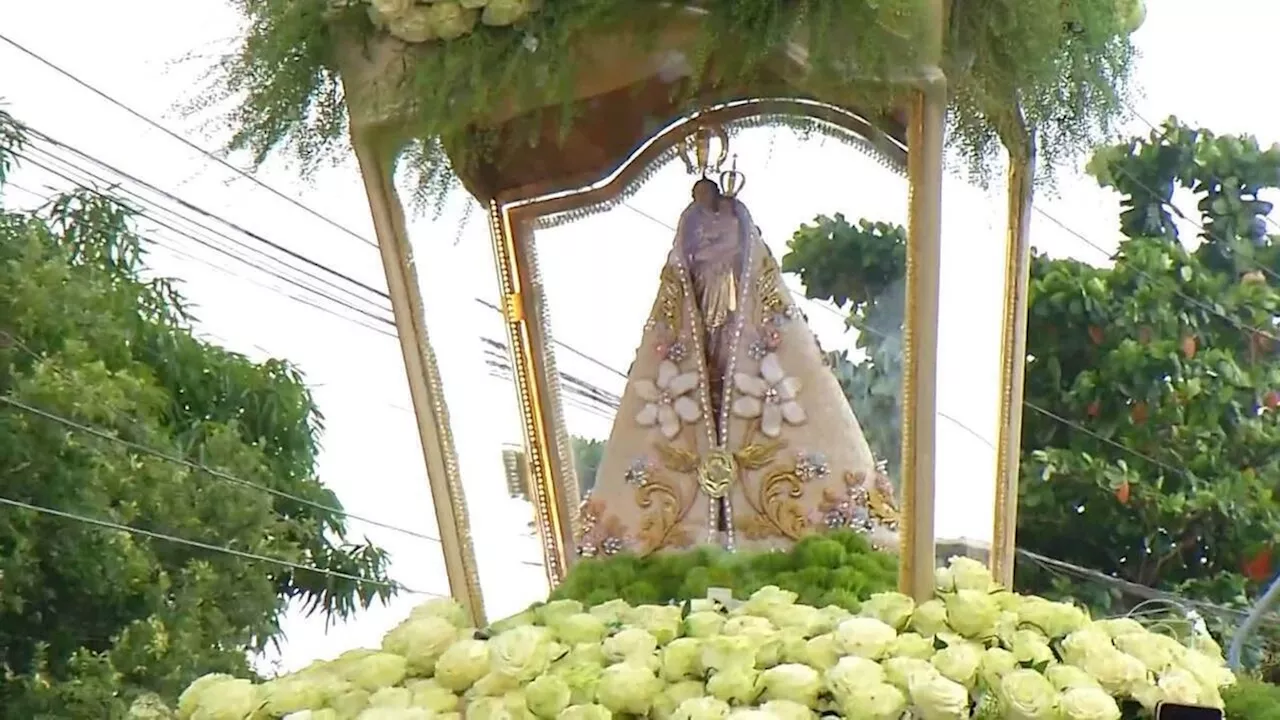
[0,0,1275,675]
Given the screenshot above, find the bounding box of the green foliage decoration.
[1223,677,1280,720]
[570,435,605,497]
[549,530,898,611]
[782,215,905,483]
[0,110,394,715]
[775,118,1280,619]
[205,0,1139,203]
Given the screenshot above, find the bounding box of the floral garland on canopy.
[169,557,1234,720]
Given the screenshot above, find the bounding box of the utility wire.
[0,494,438,597]
[0,32,380,250]
[9,146,396,332]
[0,395,444,546]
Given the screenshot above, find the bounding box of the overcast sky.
[1,0,1275,674]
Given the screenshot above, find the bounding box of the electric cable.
[0,395,444,546]
[0,494,439,597]
[0,32,380,250]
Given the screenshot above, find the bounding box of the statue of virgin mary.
[575,172,899,558]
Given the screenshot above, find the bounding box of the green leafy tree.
[0,110,393,717]
[780,119,1280,612]
[782,215,906,483]
[571,436,605,496]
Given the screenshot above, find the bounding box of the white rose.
[685,612,727,638]
[759,700,814,720]
[672,697,731,720]
[999,668,1061,720]
[589,599,632,625]
[930,641,984,689]
[946,557,997,592]
[1060,627,1113,666]
[801,634,840,671]
[1011,630,1055,667]
[908,672,969,720]
[602,628,658,663]
[934,566,955,593]
[743,586,799,616]
[435,639,491,692]
[660,638,704,682]
[628,604,684,645]
[490,625,555,682]
[834,617,897,659]
[723,615,782,667]
[595,662,663,715]
[1060,686,1121,720]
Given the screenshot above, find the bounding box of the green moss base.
[549,531,898,611]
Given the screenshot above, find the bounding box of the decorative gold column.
[899,0,947,601]
[991,114,1036,587]
[350,129,487,625]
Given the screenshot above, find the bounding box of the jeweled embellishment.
[697,450,737,498]
[624,458,653,487]
[747,339,768,360]
[795,451,830,482]
[666,341,687,363]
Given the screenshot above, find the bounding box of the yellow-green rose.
[769,603,824,637]
[826,655,887,701]
[660,638,704,681]
[538,600,586,626]
[525,676,572,719]
[743,586,799,616]
[1094,618,1146,639]
[1179,649,1236,690]
[595,662,663,715]
[628,605,684,645]
[722,615,781,665]
[685,612,727,638]
[946,556,998,592]
[1060,686,1121,720]
[589,599,632,625]
[602,628,659,663]
[930,640,983,689]
[490,626,555,682]
[838,682,908,720]
[760,663,822,707]
[707,666,762,705]
[1130,681,1165,711]
[652,680,707,720]
[1076,649,1147,696]
[551,614,608,646]
[778,630,810,665]
[557,704,611,720]
[435,639,491,692]
[1017,598,1088,639]
[833,617,897,659]
[672,696,731,720]
[888,632,935,660]
[816,605,854,634]
[1113,633,1176,674]
[1045,665,1101,691]
[944,590,1000,638]
[344,652,409,692]
[1157,668,1203,704]
[882,657,939,692]
[979,647,1018,689]
[935,566,956,593]
[411,597,471,628]
[549,656,604,706]
[760,699,815,720]
[908,672,969,720]
[382,616,459,676]
[181,676,259,720]
[910,600,949,638]
[406,679,460,712]
[1011,630,1055,667]
[1060,627,1113,666]
[999,668,1061,720]
[702,634,758,673]
[467,696,517,720]
[259,676,329,715]
[859,592,916,631]
[802,634,840,671]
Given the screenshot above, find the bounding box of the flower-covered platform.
[171,557,1234,720]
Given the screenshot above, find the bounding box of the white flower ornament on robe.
[634,360,702,439]
[732,353,807,438]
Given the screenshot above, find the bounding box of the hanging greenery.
[202,0,1142,201]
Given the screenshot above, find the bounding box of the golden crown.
[676,123,746,198]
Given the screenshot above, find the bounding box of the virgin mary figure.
[575,176,899,558]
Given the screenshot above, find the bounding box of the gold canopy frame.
[340,0,1037,618]
[487,94,939,592]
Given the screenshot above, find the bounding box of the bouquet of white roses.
[170,557,1236,720]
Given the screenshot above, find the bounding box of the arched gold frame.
[484,96,933,589]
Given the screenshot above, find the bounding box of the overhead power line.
[0,494,439,597]
[0,32,380,250]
